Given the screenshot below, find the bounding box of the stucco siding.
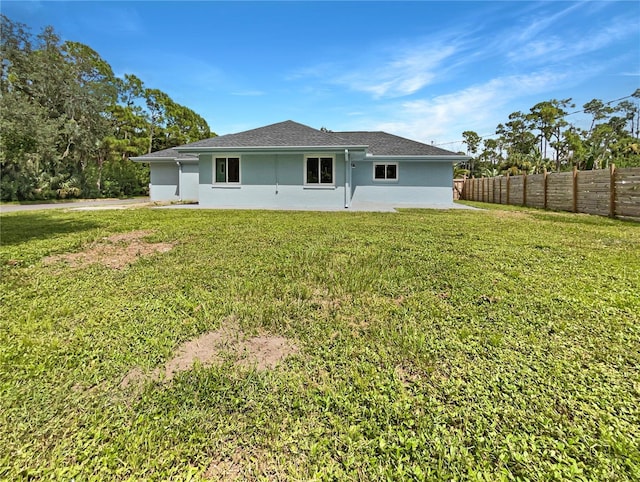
[241,155,275,185]
[199,154,213,184]
[181,162,199,201]
[351,160,453,205]
[198,185,346,208]
[149,162,179,202]
[351,185,453,205]
[198,152,348,208]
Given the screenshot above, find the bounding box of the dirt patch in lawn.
[204,447,278,481]
[120,322,299,389]
[43,230,174,269]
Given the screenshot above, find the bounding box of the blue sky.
[4,1,640,152]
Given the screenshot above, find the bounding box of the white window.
[373,162,398,181]
[215,157,240,183]
[305,155,334,185]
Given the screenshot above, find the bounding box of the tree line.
[0,15,214,201]
[459,90,640,178]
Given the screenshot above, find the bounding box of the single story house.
[132,120,468,209]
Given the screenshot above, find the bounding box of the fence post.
[506,173,510,205]
[609,163,616,218]
[492,177,496,203]
[523,172,527,207]
[543,168,548,210]
[572,166,578,213]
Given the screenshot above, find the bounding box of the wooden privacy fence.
[453,179,464,200]
[461,165,640,220]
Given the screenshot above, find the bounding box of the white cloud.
[507,12,637,64]
[289,37,464,99]
[513,2,584,44]
[336,45,457,98]
[508,38,564,62]
[362,70,573,145]
[348,44,457,98]
[567,18,635,57]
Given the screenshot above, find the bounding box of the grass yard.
[1,205,638,480]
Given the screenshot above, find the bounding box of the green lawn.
[1,206,638,480]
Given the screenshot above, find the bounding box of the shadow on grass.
[0,213,100,245]
[528,211,638,226]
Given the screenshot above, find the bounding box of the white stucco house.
[132,120,468,209]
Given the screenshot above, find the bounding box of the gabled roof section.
[134,120,464,160]
[334,131,459,156]
[178,120,358,149]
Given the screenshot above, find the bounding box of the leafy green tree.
[0,14,213,200]
[461,90,640,177]
[583,98,614,134]
[477,138,502,170]
[563,127,588,169]
[144,88,211,152]
[578,98,639,169]
[461,130,481,176]
[496,111,538,161]
[528,98,574,169]
[1,17,65,199]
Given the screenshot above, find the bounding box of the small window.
[215,157,240,183]
[305,156,334,185]
[373,162,398,181]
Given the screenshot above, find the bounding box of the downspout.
[176,161,183,201]
[344,149,350,208]
[275,154,279,195]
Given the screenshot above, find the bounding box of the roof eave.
[363,155,471,162]
[176,145,369,153]
[130,156,198,163]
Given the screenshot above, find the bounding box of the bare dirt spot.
[120,322,299,389]
[43,230,174,269]
[204,449,246,481]
[203,447,278,481]
[395,363,424,387]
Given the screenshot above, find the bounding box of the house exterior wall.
[153,156,454,207]
[350,160,454,205]
[149,162,179,202]
[198,152,350,208]
[180,162,199,202]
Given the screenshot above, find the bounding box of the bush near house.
[0,206,638,480]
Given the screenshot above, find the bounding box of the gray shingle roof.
[181,120,357,149]
[131,146,196,161]
[134,120,461,160]
[333,131,458,156]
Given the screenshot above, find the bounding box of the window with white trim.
[373,162,398,181]
[305,156,334,185]
[215,157,240,183]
